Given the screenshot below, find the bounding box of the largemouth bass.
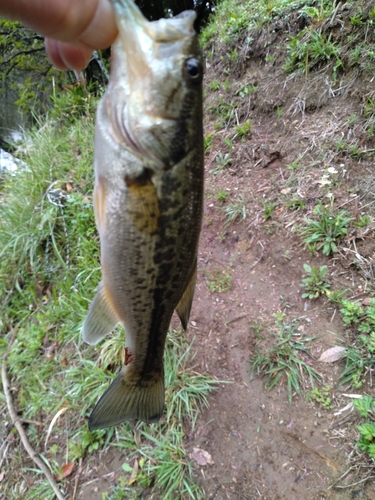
[82,0,204,430]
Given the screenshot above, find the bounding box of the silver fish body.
[82,0,204,430]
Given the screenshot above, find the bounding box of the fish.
[81,0,204,430]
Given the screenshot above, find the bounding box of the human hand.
[0,0,117,71]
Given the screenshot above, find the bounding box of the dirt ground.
[177,12,375,498]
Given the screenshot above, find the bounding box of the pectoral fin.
[82,282,119,345]
[175,262,197,330]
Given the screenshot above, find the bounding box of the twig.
[1,355,66,500]
[71,457,83,500]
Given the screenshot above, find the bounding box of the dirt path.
[179,22,375,494]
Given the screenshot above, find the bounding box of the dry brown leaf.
[55,462,75,482]
[128,459,139,485]
[318,346,346,363]
[191,447,214,466]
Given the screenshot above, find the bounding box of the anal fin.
[175,261,197,330]
[82,282,119,345]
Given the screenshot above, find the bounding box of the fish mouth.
[111,0,197,89]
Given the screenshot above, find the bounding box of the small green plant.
[301,202,353,255]
[210,152,232,175]
[340,299,375,388]
[236,83,257,98]
[216,188,229,203]
[300,264,330,299]
[250,314,321,402]
[210,78,220,91]
[356,422,375,459]
[284,30,342,78]
[206,268,233,293]
[204,133,214,152]
[306,386,333,409]
[235,119,251,138]
[262,200,278,220]
[223,137,233,151]
[285,197,306,210]
[354,214,370,228]
[353,396,375,460]
[353,395,375,418]
[223,195,247,226]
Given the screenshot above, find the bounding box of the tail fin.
[88,368,164,430]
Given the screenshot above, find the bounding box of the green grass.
[250,314,321,402]
[0,89,219,500]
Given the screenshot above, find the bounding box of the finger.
[1,0,117,50]
[45,39,92,71]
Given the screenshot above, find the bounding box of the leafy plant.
[306,386,333,409]
[210,152,232,175]
[223,195,247,226]
[250,314,321,402]
[216,188,229,203]
[262,200,278,220]
[353,396,375,460]
[339,299,375,388]
[301,203,353,255]
[353,395,375,418]
[300,264,330,299]
[206,268,233,293]
[235,119,251,137]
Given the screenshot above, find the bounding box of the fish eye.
[185,58,202,83]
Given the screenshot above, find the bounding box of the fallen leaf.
[61,357,68,367]
[55,462,75,481]
[66,182,73,192]
[128,459,139,485]
[0,471,4,482]
[191,447,214,466]
[362,298,375,306]
[318,346,346,363]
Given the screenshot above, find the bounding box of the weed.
[210,79,220,91]
[216,189,229,203]
[235,120,251,138]
[206,268,233,293]
[250,314,321,402]
[284,30,342,78]
[285,197,306,210]
[339,299,375,388]
[204,133,214,152]
[353,396,375,460]
[354,214,370,228]
[210,152,232,175]
[300,264,330,299]
[301,202,353,255]
[223,195,247,225]
[283,250,292,260]
[325,288,348,304]
[306,386,333,409]
[261,200,278,220]
[353,395,375,418]
[236,83,258,98]
[223,137,233,151]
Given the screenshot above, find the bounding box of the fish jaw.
[105,0,203,169]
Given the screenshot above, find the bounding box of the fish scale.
[81,0,203,429]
